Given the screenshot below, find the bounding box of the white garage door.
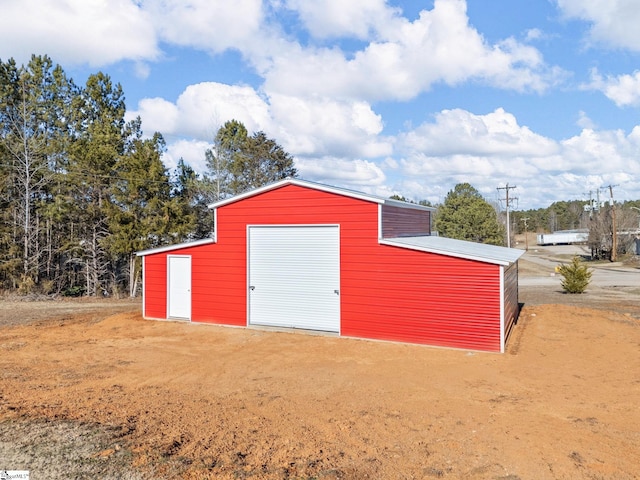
[168,255,191,319]
[248,225,340,332]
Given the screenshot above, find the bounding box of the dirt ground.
[1,260,639,479]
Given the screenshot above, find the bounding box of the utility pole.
[583,190,597,218]
[604,185,619,262]
[497,183,517,248]
[521,217,530,251]
[631,206,640,230]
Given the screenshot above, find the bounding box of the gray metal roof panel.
[136,238,215,256]
[380,236,524,266]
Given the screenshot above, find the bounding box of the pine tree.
[203,120,297,199]
[0,55,73,289]
[105,132,194,296]
[64,72,127,295]
[435,183,505,245]
[558,256,592,294]
[172,158,213,239]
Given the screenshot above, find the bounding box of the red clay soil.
[1,301,639,479]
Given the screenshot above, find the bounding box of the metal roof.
[380,236,524,266]
[137,180,437,257]
[207,178,435,212]
[136,237,215,257]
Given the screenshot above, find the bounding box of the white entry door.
[248,226,340,332]
[168,255,191,319]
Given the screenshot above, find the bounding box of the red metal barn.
[137,179,523,353]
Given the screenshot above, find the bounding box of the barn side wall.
[340,243,501,352]
[502,261,520,349]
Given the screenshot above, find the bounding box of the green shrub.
[63,285,86,297]
[558,256,592,294]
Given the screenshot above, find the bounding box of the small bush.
[63,285,86,297]
[40,279,56,295]
[558,256,592,294]
[18,275,35,294]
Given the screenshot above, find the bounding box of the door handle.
[250,286,255,291]
[334,289,339,295]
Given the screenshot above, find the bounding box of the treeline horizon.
[0,55,200,297]
[2,55,637,297]
[396,194,640,237]
[0,55,295,297]
[510,198,640,235]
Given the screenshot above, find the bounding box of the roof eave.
[383,199,436,212]
[206,178,434,210]
[379,238,524,266]
[136,237,215,257]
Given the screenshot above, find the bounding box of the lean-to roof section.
[380,236,524,266]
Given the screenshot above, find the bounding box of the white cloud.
[561,128,640,173]
[129,82,272,140]
[390,108,640,209]
[269,94,391,158]
[0,0,561,105]
[284,0,400,39]
[557,0,640,51]
[164,139,213,173]
[296,157,386,186]
[577,110,596,129]
[0,0,158,66]
[142,92,640,210]
[0,0,265,69]
[133,62,152,80]
[398,108,558,157]
[174,83,272,138]
[142,0,263,53]
[2,0,638,208]
[131,83,392,160]
[524,28,544,42]
[130,97,180,135]
[586,69,640,107]
[262,0,562,101]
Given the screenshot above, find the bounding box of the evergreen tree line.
[510,199,640,235]
[3,55,634,296]
[0,55,296,296]
[402,185,639,253]
[511,199,640,258]
[510,200,595,234]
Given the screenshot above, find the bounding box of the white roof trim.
[136,238,215,257]
[383,198,435,211]
[207,178,434,211]
[380,236,524,266]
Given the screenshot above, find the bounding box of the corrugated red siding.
[381,204,431,237]
[142,184,505,352]
[340,243,501,352]
[502,262,520,348]
[143,255,167,319]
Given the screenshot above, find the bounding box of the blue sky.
[2,0,640,209]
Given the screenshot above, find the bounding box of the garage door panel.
[249,226,340,332]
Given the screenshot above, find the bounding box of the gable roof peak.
[207,178,435,211]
